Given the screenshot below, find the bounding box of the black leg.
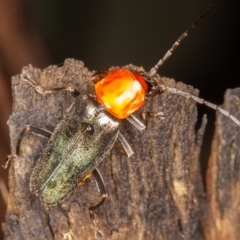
[88,168,106,239]
[89,168,107,217]
[2,125,52,168]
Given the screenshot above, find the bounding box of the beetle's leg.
[78,172,92,185]
[15,125,51,155]
[21,70,80,97]
[2,125,52,169]
[141,111,165,128]
[126,114,146,131]
[88,168,106,239]
[92,71,108,84]
[92,66,116,83]
[88,168,107,220]
[117,132,134,158]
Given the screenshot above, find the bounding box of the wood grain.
[4,59,239,240]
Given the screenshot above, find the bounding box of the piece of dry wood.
[0,2,52,238]
[2,58,229,240]
[206,89,240,240]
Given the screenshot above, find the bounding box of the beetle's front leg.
[2,125,52,168]
[21,68,80,97]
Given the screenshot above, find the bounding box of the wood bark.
[2,59,240,240]
[206,88,240,240]
[0,3,51,237]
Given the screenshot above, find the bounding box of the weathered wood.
[3,59,213,239]
[206,89,240,240]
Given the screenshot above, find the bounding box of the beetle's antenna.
[158,85,240,126]
[149,5,212,77]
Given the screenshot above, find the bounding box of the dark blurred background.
[0,0,239,238]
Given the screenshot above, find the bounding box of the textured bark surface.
[3,59,239,240]
[206,89,240,240]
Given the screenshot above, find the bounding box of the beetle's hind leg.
[2,125,52,168]
[21,68,80,97]
[89,168,107,218]
[88,168,106,238]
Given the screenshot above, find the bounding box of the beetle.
[3,4,240,233]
